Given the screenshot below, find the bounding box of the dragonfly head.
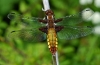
[45,9,54,16]
[45,9,54,20]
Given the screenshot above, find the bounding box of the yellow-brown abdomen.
[47,28,58,55]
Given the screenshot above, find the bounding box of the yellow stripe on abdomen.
[47,28,58,54]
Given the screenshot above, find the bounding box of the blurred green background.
[0,0,100,65]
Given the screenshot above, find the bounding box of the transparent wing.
[57,26,94,40]
[7,13,46,42]
[8,28,46,43]
[57,8,94,25]
[7,13,45,28]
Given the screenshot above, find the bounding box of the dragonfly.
[8,9,94,55]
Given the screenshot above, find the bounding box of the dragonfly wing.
[8,28,46,43]
[7,13,47,43]
[57,8,94,25]
[57,26,94,40]
[7,13,45,28]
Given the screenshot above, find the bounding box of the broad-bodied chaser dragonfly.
[8,9,94,55]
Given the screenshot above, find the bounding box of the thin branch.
[52,51,59,65]
[42,0,50,11]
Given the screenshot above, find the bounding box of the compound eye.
[45,11,49,15]
[49,10,53,14]
[45,10,53,15]
[51,11,53,14]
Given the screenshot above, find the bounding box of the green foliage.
[0,0,100,65]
